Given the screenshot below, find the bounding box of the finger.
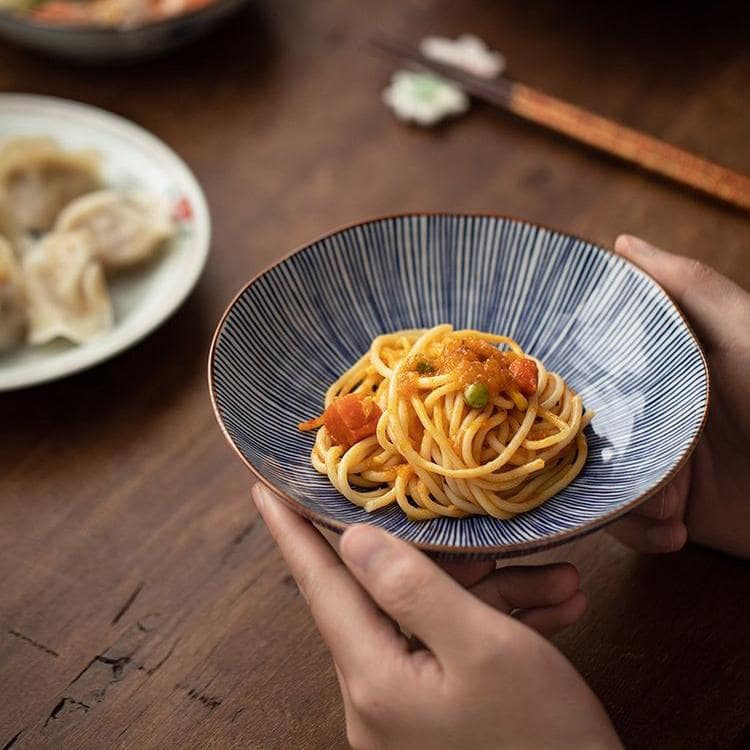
[339,523,495,665]
[514,590,588,637]
[608,513,688,553]
[614,235,747,348]
[334,661,353,716]
[252,484,401,671]
[631,463,690,521]
[632,486,680,521]
[470,563,580,612]
[439,559,496,587]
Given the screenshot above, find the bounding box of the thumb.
[340,524,501,664]
[614,234,747,350]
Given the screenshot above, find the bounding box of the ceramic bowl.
[0,0,250,63]
[209,215,708,558]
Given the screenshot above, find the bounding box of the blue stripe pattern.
[211,215,708,556]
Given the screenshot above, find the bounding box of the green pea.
[415,359,435,375]
[464,382,489,409]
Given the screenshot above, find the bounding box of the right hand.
[253,484,621,750]
[609,235,750,559]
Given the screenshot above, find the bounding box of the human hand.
[609,235,750,558]
[435,556,587,638]
[252,484,621,749]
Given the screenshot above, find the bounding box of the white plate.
[0,94,211,391]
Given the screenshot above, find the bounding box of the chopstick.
[372,34,750,213]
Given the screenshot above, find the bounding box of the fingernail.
[251,484,266,513]
[672,522,688,550]
[576,589,588,613]
[340,525,388,572]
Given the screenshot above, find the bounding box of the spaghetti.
[298,324,592,521]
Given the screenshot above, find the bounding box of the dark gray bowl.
[0,0,251,63]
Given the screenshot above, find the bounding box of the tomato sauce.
[397,337,537,398]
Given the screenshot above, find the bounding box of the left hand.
[436,556,587,638]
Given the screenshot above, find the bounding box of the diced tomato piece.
[509,358,538,396]
[323,393,382,449]
[31,1,91,22]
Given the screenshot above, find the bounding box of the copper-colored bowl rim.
[207,212,710,558]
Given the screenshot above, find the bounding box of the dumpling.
[55,190,174,272]
[0,137,102,234]
[0,200,22,249]
[0,235,26,350]
[22,230,113,345]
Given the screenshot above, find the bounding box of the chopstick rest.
[381,34,502,126]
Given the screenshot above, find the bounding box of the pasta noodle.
[299,324,592,521]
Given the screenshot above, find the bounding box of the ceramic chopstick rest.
[381,34,504,126]
[420,34,505,79]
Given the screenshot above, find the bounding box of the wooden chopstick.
[373,34,750,213]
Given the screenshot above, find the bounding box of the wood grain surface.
[1,1,749,748]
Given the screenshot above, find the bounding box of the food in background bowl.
[22,228,113,344]
[0,137,101,235]
[0,237,26,349]
[56,190,174,271]
[0,0,216,27]
[0,136,175,351]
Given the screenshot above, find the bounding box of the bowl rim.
[0,0,244,35]
[208,212,710,557]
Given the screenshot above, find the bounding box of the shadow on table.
[475,0,749,85]
[515,0,747,45]
[566,544,750,747]
[0,1,280,120]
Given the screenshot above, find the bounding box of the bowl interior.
[211,215,707,556]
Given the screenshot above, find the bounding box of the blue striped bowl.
[209,215,708,558]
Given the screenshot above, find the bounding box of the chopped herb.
[415,359,435,375]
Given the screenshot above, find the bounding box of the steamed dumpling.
[0,236,26,350]
[55,190,174,272]
[0,137,102,233]
[0,200,23,250]
[23,230,113,344]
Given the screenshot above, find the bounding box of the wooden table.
[2,1,749,748]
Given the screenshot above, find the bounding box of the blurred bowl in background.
[0,0,251,63]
